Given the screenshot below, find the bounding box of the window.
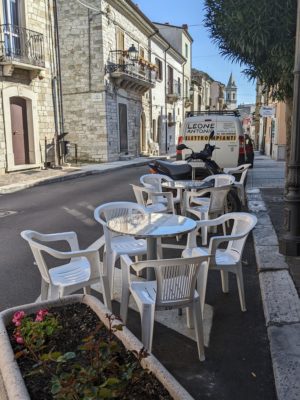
[185,79,188,98]
[177,78,181,96]
[167,66,174,94]
[185,43,188,58]
[139,47,145,59]
[233,93,235,100]
[3,0,21,57]
[155,57,163,81]
[116,27,125,65]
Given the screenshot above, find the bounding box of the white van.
[177,111,244,168]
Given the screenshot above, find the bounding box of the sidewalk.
[0,157,157,194]
[246,152,300,400]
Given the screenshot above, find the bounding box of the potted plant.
[0,294,193,400]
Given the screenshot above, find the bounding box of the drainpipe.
[182,59,187,119]
[148,29,158,149]
[53,0,65,163]
[164,43,171,154]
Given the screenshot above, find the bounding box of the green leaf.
[97,387,113,398]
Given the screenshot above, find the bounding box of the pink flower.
[12,311,26,326]
[14,331,24,345]
[35,309,49,322]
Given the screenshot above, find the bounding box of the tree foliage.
[204,0,297,100]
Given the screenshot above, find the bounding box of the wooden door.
[10,97,29,165]
[119,103,128,152]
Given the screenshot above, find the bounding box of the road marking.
[0,210,17,218]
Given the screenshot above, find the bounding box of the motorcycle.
[148,131,242,212]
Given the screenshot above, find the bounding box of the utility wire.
[75,0,100,12]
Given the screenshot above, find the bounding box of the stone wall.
[0,0,57,173]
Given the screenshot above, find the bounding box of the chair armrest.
[209,232,249,255]
[150,191,175,213]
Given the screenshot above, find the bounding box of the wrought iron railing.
[167,80,181,97]
[106,50,156,85]
[0,24,45,67]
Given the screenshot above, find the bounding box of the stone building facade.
[57,0,191,161]
[0,0,58,174]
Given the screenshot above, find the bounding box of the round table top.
[107,212,197,239]
[162,180,214,190]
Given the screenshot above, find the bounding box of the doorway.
[10,97,29,165]
[118,103,128,152]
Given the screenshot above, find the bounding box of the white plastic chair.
[120,254,210,361]
[140,174,181,208]
[21,231,111,309]
[203,173,235,187]
[182,212,257,313]
[131,184,175,214]
[148,138,159,156]
[224,164,252,205]
[184,185,232,245]
[94,202,147,297]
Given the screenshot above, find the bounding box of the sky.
[135,0,256,105]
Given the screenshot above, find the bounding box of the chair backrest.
[132,256,210,309]
[186,185,232,215]
[204,174,235,187]
[20,230,80,284]
[238,165,251,185]
[94,202,146,254]
[140,174,173,192]
[226,212,257,256]
[131,184,148,207]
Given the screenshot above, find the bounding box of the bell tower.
[225,73,237,110]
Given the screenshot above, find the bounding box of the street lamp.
[280,0,300,255]
[127,44,139,63]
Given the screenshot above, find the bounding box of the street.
[0,166,144,310]
[0,167,275,399]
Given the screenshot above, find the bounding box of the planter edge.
[0,295,194,400]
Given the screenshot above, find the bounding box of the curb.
[247,189,300,400]
[0,160,150,194]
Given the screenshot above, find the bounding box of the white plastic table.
[107,213,197,280]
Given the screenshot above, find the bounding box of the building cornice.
[106,0,156,37]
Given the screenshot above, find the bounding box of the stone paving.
[247,152,300,400]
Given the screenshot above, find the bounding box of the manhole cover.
[0,210,17,218]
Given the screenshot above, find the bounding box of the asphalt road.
[0,167,276,399]
[0,166,146,310]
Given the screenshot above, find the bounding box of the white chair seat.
[111,236,146,256]
[50,258,90,287]
[183,247,239,266]
[145,203,167,213]
[193,204,209,214]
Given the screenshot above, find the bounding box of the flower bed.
[0,295,193,400]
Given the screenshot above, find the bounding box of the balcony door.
[3,0,21,58]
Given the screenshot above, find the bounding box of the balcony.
[106,50,156,94]
[167,80,181,103]
[0,24,45,77]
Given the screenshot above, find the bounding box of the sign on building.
[260,106,275,117]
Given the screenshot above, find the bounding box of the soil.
[7,303,173,400]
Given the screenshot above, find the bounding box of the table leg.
[147,237,157,280]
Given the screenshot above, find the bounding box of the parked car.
[238,134,254,168]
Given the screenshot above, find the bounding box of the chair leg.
[157,238,163,259]
[201,212,208,246]
[135,255,143,277]
[193,299,205,361]
[120,282,130,324]
[83,286,91,295]
[101,275,112,311]
[220,270,229,293]
[40,280,49,301]
[140,304,155,352]
[105,251,117,299]
[186,306,194,329]
[197,262,209,317]
[236,264,247,312]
